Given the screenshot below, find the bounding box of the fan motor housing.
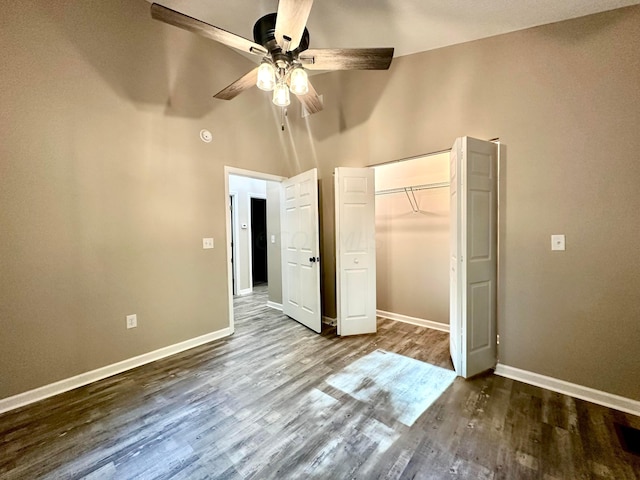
[253,13,309,53]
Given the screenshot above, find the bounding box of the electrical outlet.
[202,237,214,249]
[551,234,565,251]
[126,314,137,329]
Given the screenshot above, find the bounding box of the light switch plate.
[551,234,565,251]
[203,237,214,249]
[126,314,137,329]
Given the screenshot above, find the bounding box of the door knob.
[309,257,316,263]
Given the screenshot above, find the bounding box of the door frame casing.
[229,192,239,296]
[224,167,286,334]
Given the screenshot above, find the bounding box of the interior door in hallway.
[281,168,321,333]
[335,167,377,336]
[450,136,499,378]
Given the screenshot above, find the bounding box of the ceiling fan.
[150,0,394,116]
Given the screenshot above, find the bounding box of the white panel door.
[335,167,377,336]
[450,137,498,378]
[281,168,322,333]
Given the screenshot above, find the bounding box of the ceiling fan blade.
[299,48,394,70]
[213,67,259,100]
[296,80,323,115]
[275,0,314,51]
[151,3,267,56]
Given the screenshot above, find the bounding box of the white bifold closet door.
[335,167,377,336]
[450,136,499,378]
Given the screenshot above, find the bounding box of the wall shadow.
[37,0,257,119]
[303,68,394,142]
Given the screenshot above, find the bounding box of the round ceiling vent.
[200,129,212,143]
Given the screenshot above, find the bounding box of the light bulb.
[289,67,309,95]
[272,82,290,107]
[256,61,276,91]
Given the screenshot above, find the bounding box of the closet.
[367,137,500,378]
[373,151,451,331]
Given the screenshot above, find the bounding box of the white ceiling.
[148,0,639,57]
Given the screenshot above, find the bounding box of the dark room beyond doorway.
[251,197,268,286]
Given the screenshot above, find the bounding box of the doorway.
[224,166,323,335]
[250,197,268,286]
[224,167,286,333]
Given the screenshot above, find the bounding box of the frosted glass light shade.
[272,82,290,107]
[289,67,309,95]
[256,62,276,91]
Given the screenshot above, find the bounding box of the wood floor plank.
[1,285,638,479]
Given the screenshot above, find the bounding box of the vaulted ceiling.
[147,0,640,58]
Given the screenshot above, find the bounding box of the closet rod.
[375,181,450,196]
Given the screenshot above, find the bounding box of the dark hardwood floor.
[1,287,638,479]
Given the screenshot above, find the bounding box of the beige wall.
[0,0,293,399]
[374,153,450,324]
[286,6,640,400]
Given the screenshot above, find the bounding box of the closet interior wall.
[374,152,451,327]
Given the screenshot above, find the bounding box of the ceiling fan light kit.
[289,66,309,96]
[256,60,276,92]
[150,0,394,119]
[256,59,308,105]
[273,81,291,107]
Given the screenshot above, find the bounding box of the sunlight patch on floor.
[325,349,457,426]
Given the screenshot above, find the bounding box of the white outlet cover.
[202,237,214,249]
[551,234,565,251]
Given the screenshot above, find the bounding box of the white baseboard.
[266,301,282,311]
[238,288,252,296]
[0,327,232,415]
[322,316,337,326]
[495,363,640,417]
[377,310,449,333]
